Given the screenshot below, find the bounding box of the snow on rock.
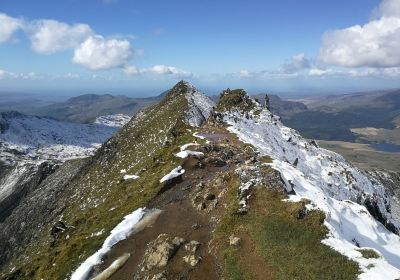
[160,166,185,183]
[94,114,131,128]
[70,208,146,280]
[223,102,400,279]
[0,112,118,164]
[181,81,215,127]
[175,150,204,159]
[123,174,139,180]
[120,169,127,174]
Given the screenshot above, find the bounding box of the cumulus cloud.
[124,64,192,78]
[0,69,7,79]
[73,35,133,70]
[28,20,93,54]
[142,65,192,77]
[0,13,24,43]
[372,0,400,18]
[320,0,400,68]
[282,53,311,73]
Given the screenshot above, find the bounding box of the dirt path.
[97,126,245,280]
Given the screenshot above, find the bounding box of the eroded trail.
[97,126,251,280]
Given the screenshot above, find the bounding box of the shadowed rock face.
[0,158,88,269]
[0,162,57,223]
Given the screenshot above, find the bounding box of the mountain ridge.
[1,81,400,280]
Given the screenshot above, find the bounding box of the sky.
[0,0,399,96]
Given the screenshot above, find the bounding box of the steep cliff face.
[1,82,400,280]
[0,111,122,228]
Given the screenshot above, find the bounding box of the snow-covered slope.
[221,92,400,279]
[0,111,118,164]
[94,114,131,128]
[174,81,214,127]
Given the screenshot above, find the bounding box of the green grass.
[358,249,380,259]
[223,247,246,280]
[216,172,360,280]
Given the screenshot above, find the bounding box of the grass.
[216,89,255,113]
[358,249,380,259]
[215,171,360,280]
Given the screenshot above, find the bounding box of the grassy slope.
[4,92,202,279]
[215,159,359,280]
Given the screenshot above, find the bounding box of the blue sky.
[0,0,399,96]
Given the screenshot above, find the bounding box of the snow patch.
[160,166,185,183]
[175,150,204,159]
[123,174,139,180]
[94,114,131,128]
[180,142,200,151]
[70,208,146,280]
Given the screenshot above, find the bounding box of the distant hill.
[32,93,161,123]
[251,93,308,117]
[284,89,400,142]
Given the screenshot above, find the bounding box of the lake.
[370,143,400,153]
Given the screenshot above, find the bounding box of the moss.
[216,171,360,280]
[216,89,255,113]
[358,249,380,259]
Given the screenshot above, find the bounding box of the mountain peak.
[166,80,197,99]
[216,88,256,112]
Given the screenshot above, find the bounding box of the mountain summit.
[1,82,400,280]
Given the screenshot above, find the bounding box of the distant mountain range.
[31,94,162,123]
[283,89,400,142]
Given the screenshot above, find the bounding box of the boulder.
[141,234,186,271]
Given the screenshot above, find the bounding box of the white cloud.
[124,64,192,78]
[238,69,251,78]
[73,35,133,70]
[28,20,93,54]
[142,65,192,77]
[308,68,333,76]
[282,53,311,73]
[320,0,400,68]
[0,13,23,43]
[372,0,400,18]
[123,65,140,75]
[0,69,7,79]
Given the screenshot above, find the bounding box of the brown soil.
[96,125,245,280]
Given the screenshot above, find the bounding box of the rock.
[191,223,200,230]
[204,193,216,200]
[236,207,249,215]
[245,157,257,164]
[184,240,201,253]
[151,272,167,280]
[196,202,206,211]
[205,157,227,167]
[229,235,241,246]
[207,199,218,210]
[310,140,319,148]
[141,234,186,271]
[183,254,201,267]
